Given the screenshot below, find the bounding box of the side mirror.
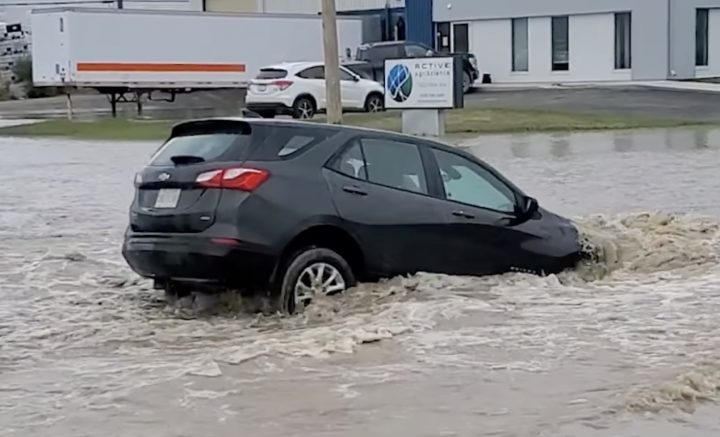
[521,196,539,217]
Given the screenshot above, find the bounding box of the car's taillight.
[272,80,293,91]
[196,167,270,191]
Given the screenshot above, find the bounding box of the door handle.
[452,210,475,219]
[342,185,368,196]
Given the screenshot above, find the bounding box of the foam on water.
[2,211,720,425]
[112,212,720,385]
[574,212,720,279]
[625,361,720,413]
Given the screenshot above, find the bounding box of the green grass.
[0,118,177,141]
[335,108,706,134]
[0,108,706,141]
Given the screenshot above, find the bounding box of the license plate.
[154,189,181,209]
[257,85,267,92]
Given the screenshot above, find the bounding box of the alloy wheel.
[367,97,383,113]
[297,100,314,119]
[294,262,346,307]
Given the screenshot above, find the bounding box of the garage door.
[205,0,257,12]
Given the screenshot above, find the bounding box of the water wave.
[2,211,719,423]
[625,361,720,413]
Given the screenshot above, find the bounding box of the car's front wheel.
[364,93,384,113]
[275,247,356,315]
[462,71,473,94]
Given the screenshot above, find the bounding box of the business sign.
[384,57,455,110]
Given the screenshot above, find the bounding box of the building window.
[512,18,529,72]
[697,9,709,67]
[551,16,569,71]
[615,12,632,69]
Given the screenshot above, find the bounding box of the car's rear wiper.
[170,155,205,166]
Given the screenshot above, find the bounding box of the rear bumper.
[122,233,277,291]
[245,102,293,116]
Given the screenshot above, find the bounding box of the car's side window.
[361,138,428,195]
[432,148,517,213]
[406,44,431,57]
[334,142,367,180]
[339,68,356,81]
[370,45,401,62]
[297,66,325,79]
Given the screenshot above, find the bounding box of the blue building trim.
[406,0,433,46]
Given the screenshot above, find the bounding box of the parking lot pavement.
[465,86,720,122]
[0,89,247,119]
[0,86,719,122]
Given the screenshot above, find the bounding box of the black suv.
[343,40,480,93]
[122,118,581,314]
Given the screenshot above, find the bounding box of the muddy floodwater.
[1,127,720,436]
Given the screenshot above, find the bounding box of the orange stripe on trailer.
[76,62,246,73]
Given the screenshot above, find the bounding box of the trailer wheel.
[292,96,316,119]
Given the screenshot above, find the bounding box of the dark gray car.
[122,118,582,314]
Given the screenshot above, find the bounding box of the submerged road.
[1,127,719,436]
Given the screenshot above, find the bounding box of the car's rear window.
[255,69,288,79]
[150,133,247,166]
[149,123,334,166]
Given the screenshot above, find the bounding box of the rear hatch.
[131,120,257,233]
[130,119,336,234]
[248,68,293,96]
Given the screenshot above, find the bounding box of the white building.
[193,0,404,14]
[0,1,193,28]
[434,0,720,83]
[193,0,405,42]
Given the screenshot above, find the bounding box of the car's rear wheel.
[276,247,356,315]
[364,93,384,113]
[292,96,316,119]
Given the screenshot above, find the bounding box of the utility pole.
[321,0,342,124]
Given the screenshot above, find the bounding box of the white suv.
[245,61,385,119]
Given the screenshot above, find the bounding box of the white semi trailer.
[31,7,365,115]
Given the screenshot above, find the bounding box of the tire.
[462,71,473,94]
[292,96,316,120]
[275,247,356,315]
[364,93,384,113]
